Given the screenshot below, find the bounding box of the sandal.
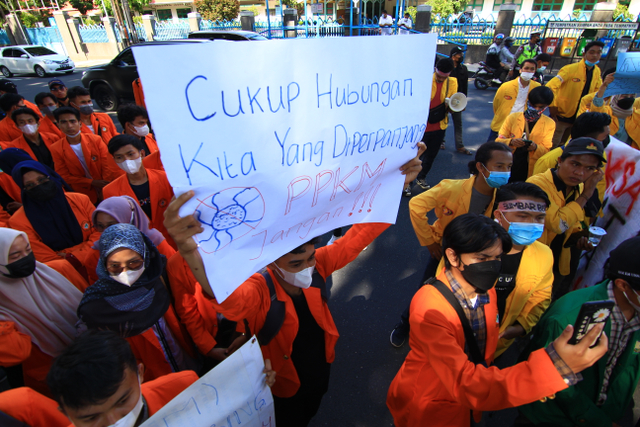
[440,143,446,150]
[457,147,472,155]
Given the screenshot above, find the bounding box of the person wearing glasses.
[83,195,176,284]
[0,227,87,396]
[7,160,101,267]
[77,223,199,382]
[496,86,556,182]
[48,79,69,107]
[103,134,175,248]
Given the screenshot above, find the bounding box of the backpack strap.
[426,277,487,367]
[256,269,328,346]
[257,271,286,346]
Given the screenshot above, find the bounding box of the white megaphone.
[445,93,468,113]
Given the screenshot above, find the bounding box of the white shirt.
[87,124,95,133]
[398,17,412,35]
[379,15,393,35]
[510,79,530,114]
[69,142,92,178]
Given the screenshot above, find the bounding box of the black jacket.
[450,63,468,96]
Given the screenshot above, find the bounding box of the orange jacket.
[8,192,100,264]
[80,112,118,145]
[142,132,159,154]
[24,101,43,118]
[0,171,22,202]
[38,115,64,139]
[50,133,123,204]
[0,321,31,366]
[143,150,164,171]
[84,239,175,285]
[133,78,146,108]
[0,387,69,427]
[46,258,90,292]
[21,344,53,397]
[102,169,175,247]
[0,116,22,142]
[126,305,196,382]
[167,252,220,355]
[387,271,568,427]
[8,132,59,163]
[210,222,389,398]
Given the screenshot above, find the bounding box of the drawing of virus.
[194,187,265,253]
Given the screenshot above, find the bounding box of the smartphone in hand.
[568,300,615,347]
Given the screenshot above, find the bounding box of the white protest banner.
[133,35,436,301]
[574,139,640,289]
[603,51,640,98]
[141,336,274,427]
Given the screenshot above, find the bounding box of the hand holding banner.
[603,51,640,98]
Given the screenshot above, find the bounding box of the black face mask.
[25,180,57,202]
[3,251,36,278]
[459,259,502,294]
[602,134,611,148]
[617,97,635,110]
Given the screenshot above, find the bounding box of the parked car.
[188,30,267,41]
[81,39,211,111]
[0,45,74,78]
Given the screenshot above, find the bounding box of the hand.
[91,180,109,189]
[263,359,276,388]
[400,142,426,185]
[576,236,594,252]
[508,70,514,77]
[6,201,21,214]
[426,242,442,260]
[528,142,537,152]
[226,333,249,356]
[583,169,605,196]
[603,72,615,86]
[499,324,526,340]
[163,191,204,258]
[206,347,229,362]
[510,138,526,148]
[553,323,608,374]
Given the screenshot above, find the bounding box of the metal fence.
[79,24,109,43]
[0,29,9,45]
[154,20,191,41]
[135,23,147,41]
[200,20,242,30]
[25,26,67,54]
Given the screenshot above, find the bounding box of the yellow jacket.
[495,241,553,357]
[409,176,495,247]
[577,92,627,136]
[490,79,541,132]
[496,112,555,177]
[430,74,458,130]
[546,60,602,119]
[527,169,585,276]
[626,99,640,150]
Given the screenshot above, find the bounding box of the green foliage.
[195,0,239,21]
[613,4,633,21]
[281,0,304,18]
[129,0,151,14]
[99,0,113,16]
[19,9,52,27]
[572,8,581,19]
[67,0,96,15]
[427,0,466,18]
[406,6,416,23]
[240,5,260,16]
[132,15,143,24]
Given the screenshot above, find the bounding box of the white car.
[0,45,75,78]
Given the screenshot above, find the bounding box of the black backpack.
[254,269,327,346]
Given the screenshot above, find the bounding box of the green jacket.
[518,280,640,427]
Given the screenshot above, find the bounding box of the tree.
[67,0,96,15]
[427,0,466,18]
[195,0,239,22]
[282,0,304,18]
[129,0,151,14]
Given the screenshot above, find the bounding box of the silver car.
[0,45,75,78]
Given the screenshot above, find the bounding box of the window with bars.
[176,8,192,18]
[156,9,172,20]
[493,0,522,11]
[572,0,597,11]
[532,0,563,11]
[467,0,483,11]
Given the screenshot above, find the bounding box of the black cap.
[0,79,17,94]
[48,78,65,89]
[564,137,607,163]
[609,236,640,286]
[450,46,464,57]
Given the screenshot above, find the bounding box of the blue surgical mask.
[584,59,599,67]
[481,164,510,188]
[537,66,546,73]
[500,212,544,246]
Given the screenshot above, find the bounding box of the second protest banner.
[133,34,437,301]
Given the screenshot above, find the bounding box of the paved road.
[8,69,588,427]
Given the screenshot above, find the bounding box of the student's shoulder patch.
[91,155,97,162]
[159,198,167,208]
[572,78,581,83]
[82,221,90,230]
[504,95,513,100]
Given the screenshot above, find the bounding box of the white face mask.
[520,72,534,81]
[118,156,143,174]
[20,123,38,135]
[66,129,81,138]
[133,124,149,137]
[623,287,640,313]
[111,266,145,286]
[273,263,314,289]
[107,378,144,427]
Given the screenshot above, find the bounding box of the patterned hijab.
[77,224,170,337]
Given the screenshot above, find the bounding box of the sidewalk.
[74,59,110,69]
